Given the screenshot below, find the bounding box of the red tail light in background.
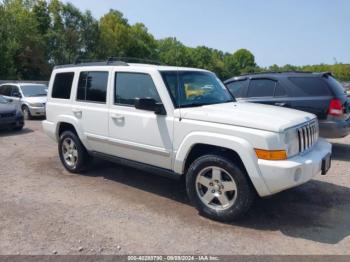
[328,99,344,116]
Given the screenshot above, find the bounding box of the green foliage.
[0,0,349,82]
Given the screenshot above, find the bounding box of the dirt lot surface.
[0,120,349,255]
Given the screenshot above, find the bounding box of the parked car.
[224,72,350,138]
[43,60,331,222]
[0,95,24,131]
[0,83,48,120]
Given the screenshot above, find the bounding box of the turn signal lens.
[255,149,287,160]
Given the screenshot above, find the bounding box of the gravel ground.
[0,120,349,255]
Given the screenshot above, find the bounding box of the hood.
[23,96,47,104]
[0,102,16,114]
[180,102,316,133]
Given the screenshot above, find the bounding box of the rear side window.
[247,79,276,97]
[115,73,161,106]
[52,72,74,99]
[289,77,332,97]
[226,80,248,98]
[77,71,109,103]
[0,85,12,96]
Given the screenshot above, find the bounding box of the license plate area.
[321,153,331,175]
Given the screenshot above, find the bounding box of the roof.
[224,71,333,83]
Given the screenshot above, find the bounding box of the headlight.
[283,128,299,158]
[29,103,44,107]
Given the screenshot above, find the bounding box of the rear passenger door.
[73,70,111,153]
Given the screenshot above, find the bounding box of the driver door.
[108,71,174,170]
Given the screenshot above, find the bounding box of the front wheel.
[22,106,32,120]
[186,154,255,222]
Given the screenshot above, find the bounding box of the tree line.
[1,0,349,82]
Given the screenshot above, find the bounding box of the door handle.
[111,113,125,121]
[274,102,286,107]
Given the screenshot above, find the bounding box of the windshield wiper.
[181,100,233,108]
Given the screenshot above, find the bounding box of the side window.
[0,85,11,96]
[274,83,287,97]
[52,72,74,99]
[11,86,20,96]
[115,73,161,106]
[247,79,276,97]
[289,77,332,97]
[226,80,248,98]
[77,71,109,103]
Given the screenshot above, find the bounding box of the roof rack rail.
[238,70,315,77]
[107,57,166,65]
[54,57,166,69]
[73,57,129,66]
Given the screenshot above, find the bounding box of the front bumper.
[258,139,332,195]
[0,116,24,130]
[29,106,46,116]
[319,117,350,138]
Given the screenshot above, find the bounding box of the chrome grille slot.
[297,120,318,153]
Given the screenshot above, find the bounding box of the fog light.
[294,168,302,182]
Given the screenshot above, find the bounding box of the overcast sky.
[62,0,350,67]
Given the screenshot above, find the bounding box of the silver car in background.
[0,83,48,119]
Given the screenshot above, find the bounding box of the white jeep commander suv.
[43,60,332,221]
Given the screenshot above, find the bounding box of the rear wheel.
[186,154,255,222]
[58,131,90,173]
[13,124,24,131]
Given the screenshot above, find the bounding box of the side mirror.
[12,91,21,98]
[135,98,166,115]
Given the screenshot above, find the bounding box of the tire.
[186,154,255,222]
[58,131,90,173]
[22,106,32,120]
[13,124,24,131]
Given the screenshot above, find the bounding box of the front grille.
[0,112,15,118]
[297,120,319,153]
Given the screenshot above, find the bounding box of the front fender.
[174,131,270,197]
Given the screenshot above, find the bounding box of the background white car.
[0,83,48,119]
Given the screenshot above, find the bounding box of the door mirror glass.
[135,98,166,115]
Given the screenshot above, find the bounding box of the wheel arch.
[174,132,270,196]
[55,116,84,142]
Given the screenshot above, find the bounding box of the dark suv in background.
[224,72,350,138]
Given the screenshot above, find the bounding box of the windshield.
[0,95,8,103]
[161,71,234,108]
[20,85,47,97]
